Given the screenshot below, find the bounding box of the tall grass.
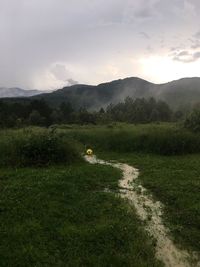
[66,124,200,155]
[0,124,199,165]
[0,128,81,167]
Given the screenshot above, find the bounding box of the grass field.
[61,123,200,256]
[0,123,199,266]
[62,122,200,155]
[100,152,200,254]
[0,162,163,267]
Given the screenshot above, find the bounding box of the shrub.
[184,109,200,133]
[0,129,81,167]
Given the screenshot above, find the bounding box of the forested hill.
[32,77,200,110]
[32,78,153,109]
[2,77,200,110]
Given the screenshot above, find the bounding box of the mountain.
[32,77,200,110]
[0,87,45,98]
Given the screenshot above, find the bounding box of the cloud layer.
[1,0,200,89]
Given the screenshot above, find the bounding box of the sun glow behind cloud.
[32,53,200,90]
[139,55,200,83]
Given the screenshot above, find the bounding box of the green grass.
[99,152,200,254]
[61,122,200,155]
[1,124,199,265]
[0,162,162,267]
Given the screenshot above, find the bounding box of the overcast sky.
[1,0,200,90]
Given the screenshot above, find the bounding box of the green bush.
[0,129,81,167]
[184,109,200,133]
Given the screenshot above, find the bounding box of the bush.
[184,109,200,133]
[0,129,81,167]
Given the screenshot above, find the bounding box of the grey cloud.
[153,0,185,16]
[191,41,200,49]
[128,0,157,21]
[172,50,200,63]
[193,51,200,59]
[189,37,200,49]
[173,56,193,63]
[135,8,153,18]
[0,0,199,89]
[177,51,189,56]
[139,31,150,39]
[51,64,72,81]
[146,45,154,53]
[187,0,200,11]
[170,46,182,51]
[67,79,78,86]
[51,64,78,87]
[194,31,200,39]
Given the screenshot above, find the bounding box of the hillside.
[32,77,155,109]
[32,77,200,110]
[2,77,200,110]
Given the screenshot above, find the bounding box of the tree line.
[0,97,197,128]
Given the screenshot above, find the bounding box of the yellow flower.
[86,149,93,155]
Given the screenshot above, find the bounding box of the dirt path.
[85,155,199,267]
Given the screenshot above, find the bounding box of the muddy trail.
[85,155,200,267]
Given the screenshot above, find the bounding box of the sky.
[1,0,200,90]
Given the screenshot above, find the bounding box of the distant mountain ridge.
[0,87,45,98]
[32,77,200,110]
[1,77,200,110]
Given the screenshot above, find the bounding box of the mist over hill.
[0,87,45,98]
[32,77,200,110]
[1,76,200,127]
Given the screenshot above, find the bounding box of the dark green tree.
[184,108,200,132]
[59,102,73,122]
[29,110,45,126]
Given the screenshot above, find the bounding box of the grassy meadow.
[0,123,199,266]
[100,152,200,253]
[62,122,200,155]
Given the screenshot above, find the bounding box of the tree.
[184,108,200,132]
[29,99,51,117]
[99,107,105,114]
[150,109,160,122]
[59,102,73,122]
[78,108,96,124]
[50,110,63,124]
[156,100,172,121]
[173,110,184,121]
[29,110,45,126]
